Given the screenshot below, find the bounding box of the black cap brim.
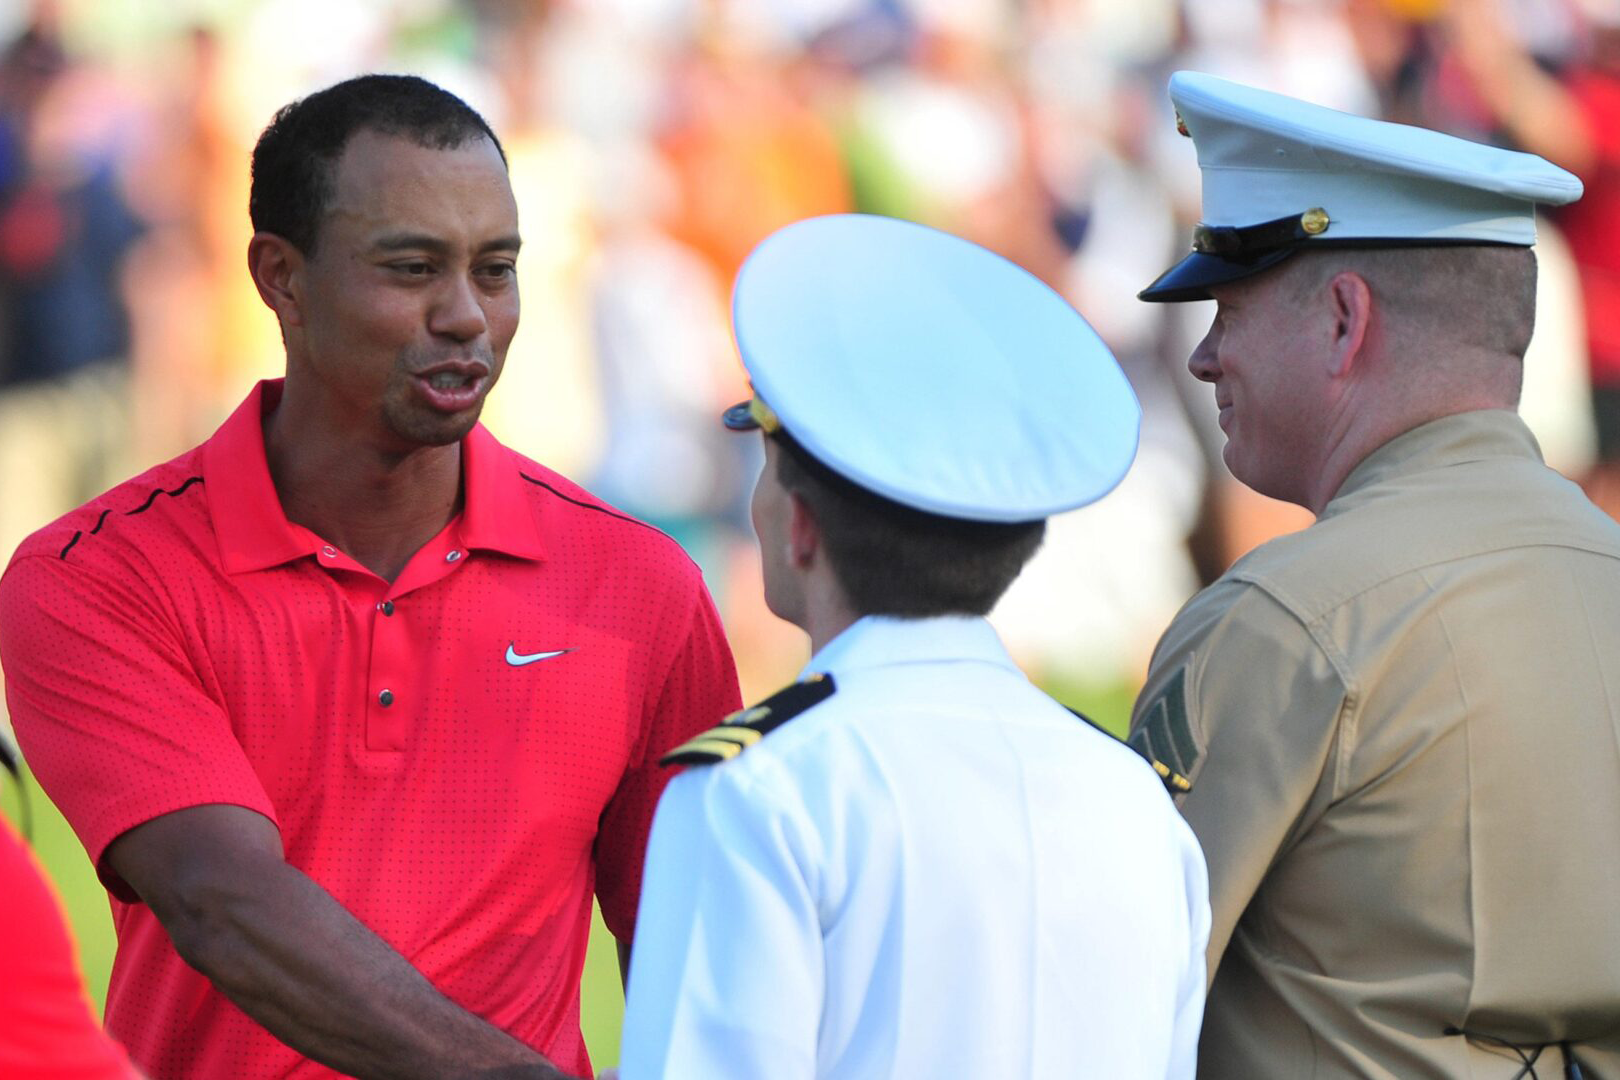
[1137,248,1299,303]
[721,400,760,430]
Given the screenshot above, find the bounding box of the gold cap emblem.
[1300,207,1330,235]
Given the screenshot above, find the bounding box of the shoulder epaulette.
[1126,667,1198,796]
[1067,702,1194,796]
[660,673,836,767]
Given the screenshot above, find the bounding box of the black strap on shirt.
[1445,1026,1587,1080]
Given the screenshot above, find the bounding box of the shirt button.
[377,600,395,616]
[320,545,337,559]
[378,689,395,707]
[445,550,463,563]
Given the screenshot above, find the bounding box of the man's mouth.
[412,362,491,412]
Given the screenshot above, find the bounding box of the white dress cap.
[727,214,1141,523]
[1140,70,1584,302]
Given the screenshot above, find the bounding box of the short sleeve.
[618,765,822,1080]
[1132,585,1346,979]
[593,579,741,939]
[0,555,276,900]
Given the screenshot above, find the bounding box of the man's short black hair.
[772,434,1046,617]
[249,73,506,254]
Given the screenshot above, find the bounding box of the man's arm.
[105,805,574,1080]
[1443,0,1596,176]
[1132,585,1345,982]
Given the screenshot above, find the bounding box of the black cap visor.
[1137,248,1299,303]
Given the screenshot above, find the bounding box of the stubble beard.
[382,341,501,449]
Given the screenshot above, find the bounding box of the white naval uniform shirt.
[619,615,1210,1079]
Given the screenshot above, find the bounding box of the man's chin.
[387,403,484,449]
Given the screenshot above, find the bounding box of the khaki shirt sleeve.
[1133,583,1348,983]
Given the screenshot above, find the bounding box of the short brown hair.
[773,434,1045,617]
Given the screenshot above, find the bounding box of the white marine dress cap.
[1139,70,1584,302]
[723,214,1141,523]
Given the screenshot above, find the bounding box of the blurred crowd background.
[1,0,1617,1062]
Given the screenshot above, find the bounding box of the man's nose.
[1188,322,1221,384]
[430,274,488,342]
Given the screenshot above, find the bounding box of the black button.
[378,689,394,707]
[378,600,395,616]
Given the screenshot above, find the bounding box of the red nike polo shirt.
[0,380,741,1079]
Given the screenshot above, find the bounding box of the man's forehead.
[1209,270,1275,305]
[1227,251,1331,298]
[331,129,508,190]
[323,129,516,240]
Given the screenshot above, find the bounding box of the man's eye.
[480,263,516,280]
[395,262,432,276]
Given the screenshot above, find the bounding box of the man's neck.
[797,565,861,657]
[1307,398,1515,515]
[262,394,464,583]
[804,607,861,658]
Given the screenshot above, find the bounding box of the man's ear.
[1327,269,1373,379]
[247,232,306,329]
[787,491,821,569]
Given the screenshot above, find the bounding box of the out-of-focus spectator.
[1442,0,1620,513]
[995,14,1206,687]
[587,144,751,564]
[0,14,142,572]
[1,812,141,1080]
[475,5,605,481]
[0,25,140,389]
[657,27,853,286]
[119,27,258,465]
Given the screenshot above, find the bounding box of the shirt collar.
[800,614,1021,680]
[458,421,547,562]
[205,379,547,575]
[1327,409,1544,514]
[205,380,310,574]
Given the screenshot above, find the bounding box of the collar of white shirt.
[800,614,1022,681]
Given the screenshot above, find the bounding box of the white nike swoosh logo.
[505,644,574,667]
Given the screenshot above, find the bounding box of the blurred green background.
[0,681,1130,1071]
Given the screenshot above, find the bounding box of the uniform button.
[377,600,395,616]
[445,550,463,563]
[320,545,337,559]
[378,689,395,707]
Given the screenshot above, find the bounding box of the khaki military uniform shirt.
[1132,410,1620,1079]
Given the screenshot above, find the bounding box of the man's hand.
[105,805,573,1080]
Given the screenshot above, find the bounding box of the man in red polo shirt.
[0,74,740,1079]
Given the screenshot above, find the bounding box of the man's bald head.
[1287,245,1538,360]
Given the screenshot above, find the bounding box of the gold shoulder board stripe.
[659,673,837,768]
[665,727,762,759]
